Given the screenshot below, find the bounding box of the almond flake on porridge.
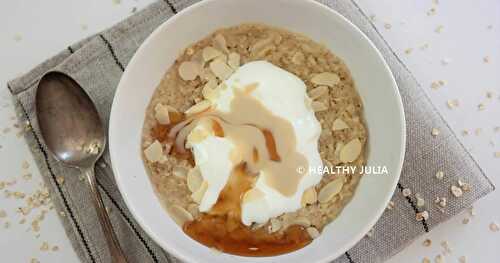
[311,101,329,112]
[332,118,349,131]
[310,72,340,87]
[308,86,329,100]
[178,61,201,81]
[306,227,320,239]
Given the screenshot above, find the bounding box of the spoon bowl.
[36,71,105,168]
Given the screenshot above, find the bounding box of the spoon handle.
[84,167,128,263]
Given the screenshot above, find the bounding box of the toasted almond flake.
[306,227,320,239]
[435,171,444,180]
[178,61,201,81]
[168,205,193,226]
[402,188,412,197]
[489,222,500,232]
[268,218,281,233]
[202,46,224,62]
[311,101,328,112]
[332,118,349,131]
[422,238,432,247]
[209,59,234,80]
[154,103,171,125]
[250,37,274,53]
[308,86,329,100]
[431,128,440,137]
[191,181,208,204]
[172,166,188,178]
[187,167,203,193]
[318,177,344,203]
[451,185,463,197]
[144,140,167,163]
[339,138,362,163]
[185,100,212,116]
[213,34,229,53]
[227,53,240,69]
[301,187,317,207]
[311,72,340,87]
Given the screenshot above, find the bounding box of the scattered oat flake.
[478,103,486,111]
[4,221,11,229]
[462,218,470,224]
[435,25,444,33]
[40,241,50,251]
[369,14,376,21]
[56,176,65,185]
[52,245,60,251]
[13,34,23,41]
[483,56,490,63]
[422,258,431,263]
[427,8,437,16]
[422,238,432,247]
[469,207,476,217]
[446,99,459,109]
[474,128,482,136]
[435,254,445,263]
[384,23,392,29]
[416,211,429,221]
[490,222,500,232]
[420,43,429,50]
[0,209,7,218]
[402,188,412,197]
[112,0,121,5]
[440,58,451,66]
[461,130,469,136]
[459,256,467,263]
[440,240,452,254]
[30,258,40,263]
[431,128,440,137]
[386,200,395,210]
[404,48,413,54]
[494,152,500,158]
[451,185,463,197]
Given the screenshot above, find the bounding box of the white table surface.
[0,0,498,262]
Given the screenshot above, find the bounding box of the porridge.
[141,24,367,256]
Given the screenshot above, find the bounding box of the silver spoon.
[36,72,128,263]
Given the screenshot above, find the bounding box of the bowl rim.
[109,0,406,262]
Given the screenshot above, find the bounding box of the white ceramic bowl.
[109,0,405,262]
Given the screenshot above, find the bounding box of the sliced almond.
[191,181,208,204]
[306,227,320,239]
[318,177,344,203]
[178,61,201,81]
[213,34,229,53]
[332,118,349,131]
[227,53,241,69]
[311,101,328,112]
[187,128,210,144]
[187,167,203,193]
[154,103,171,125]
[339,138,362,163]
[202,46,224,62]
[209,59,234,80]
[168,205,193,226]
[308,86,329,100]
[250,37,274,53]
[144,140,166,163]
[301,187,317,206]
[268,218,281,233]
[172,166,188,178]
[311,72,340,87]
[185,100,212,116]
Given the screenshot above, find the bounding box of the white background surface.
[0,0,498,262]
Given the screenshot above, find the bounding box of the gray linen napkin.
[6,0,494,262]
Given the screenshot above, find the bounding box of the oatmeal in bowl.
[109,0,405,262]
[141,24,367,257]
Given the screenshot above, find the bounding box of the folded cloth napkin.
[7,0,494,262]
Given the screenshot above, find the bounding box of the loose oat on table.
[431,128,440,137]
[451,185,463,197]
[440,240,452,254]
[422,238,432,247]
[421,257,431,263]
[489,222,500,232]
[402,187,412,197]
[141,23,367,251]
[435,254,445,263]
[458,255,467,263]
